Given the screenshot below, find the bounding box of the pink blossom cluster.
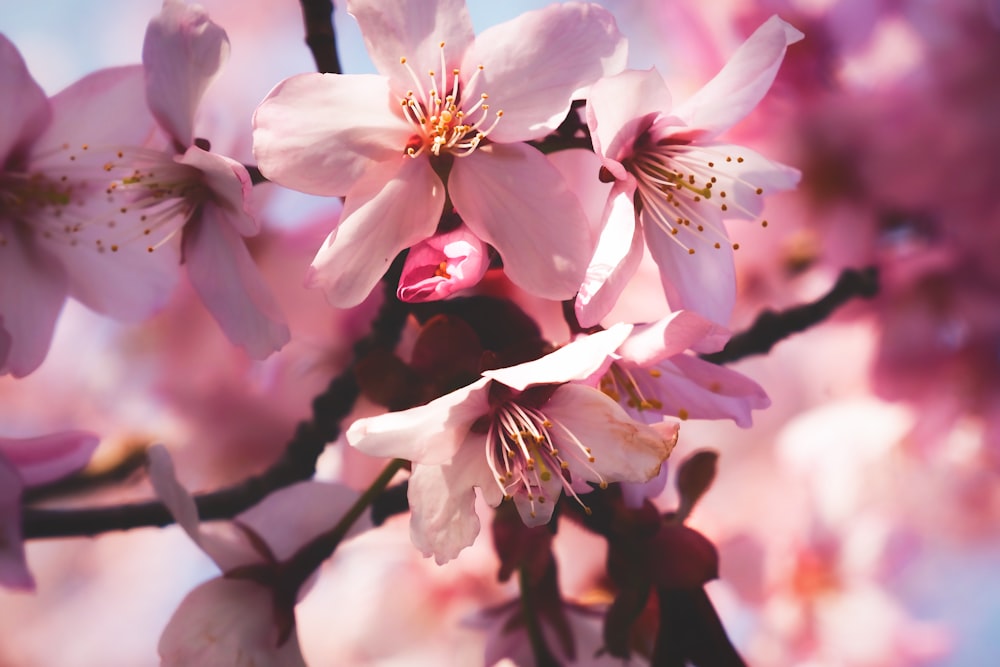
[8,0,992,665]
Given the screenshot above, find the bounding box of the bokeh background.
[2,0,999,664]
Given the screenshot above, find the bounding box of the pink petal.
[484,324,633,391]
[449,143,592,300]
[545,148,612,244]
[33,65,154,164]
[575,186,646,328]
[512,472,564,527]
[346,377,491,465]
[308,156,444,308]
[237,481,366,562]
[347,0,474,94]
[183,204,290,359]
[252,73,412,196]
[178,146,257,236]
[0,455,32,590]
[0,431,99,487]
[463,3,627,143]
[0,227,68,378]
[660,354,771,427]
[396,224,490,302]
[587,68,673,167]
[619,311,731,365]
[143,0,230,146]
[147,444,256,571]
[408,441,494,564]
[159,578,307,667]
[0,34,50,163]
[544,384,675,484]
[672,15,804,137]
[643,208,736,326]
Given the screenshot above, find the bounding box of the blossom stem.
[299,0,342,74]
[519,565,560,667]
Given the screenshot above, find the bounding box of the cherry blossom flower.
[253,0,627,307]
[397,221,490,303]
[0,431,99,590]
[577,16,803,327]
[147,445,367,666]
[0,35,181,377]
[126,0,289,358]
[598,310,771,427]
[346,325,678,564]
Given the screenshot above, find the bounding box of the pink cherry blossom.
[133,0,289,358]
[577,16,803,328]
[0,431,99,590]
[0,35,181,377]
[147,445,367,665]
[396,222,490,302]
[599,310,771,427]
[253,0,627,307]
[346,325,678,564]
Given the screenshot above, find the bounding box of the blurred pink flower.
[397,222,490,302]
[0,35,180,377]
[138,0,289,358]
[577,16,803,327]
[0,431,99,590]
[346,325,677,564]
[253,0,627,307]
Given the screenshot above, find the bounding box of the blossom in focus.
[253,0,627,307]
[147,445,367,666]
[577,15,803,327]
[0,34,181,377]
[0,431,99,590]
[132,0,289,358]
[599,310,771,427]
[397,221,490,303]
[346,325,678,564]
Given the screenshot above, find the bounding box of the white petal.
[587,68,673,165]
[407,456,485,565]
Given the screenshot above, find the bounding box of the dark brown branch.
[22,258,409,539]
[701,266,879,365]
[299,0,342,74]
[23,446,149,504]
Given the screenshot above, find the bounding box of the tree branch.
[701,266,879,365]
[299,0,342,74]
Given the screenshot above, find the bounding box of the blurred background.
[1,0,999,664]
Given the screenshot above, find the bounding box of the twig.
[299,0,342,74]
[701,266,878,365]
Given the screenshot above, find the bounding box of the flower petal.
[143,0,230,146]
[464,3,627,143]
[159,578,307,667]
[575,186,646,328]
[643,206,737,326]
[346,377,490,465]
[672,15,804,137]
[0,455,32,590]
[0,34,50,163]
[252,73,412,196]
[347,0,474,93]
[34,65,154,161]
[658,354,771,427]
[308,156,444,308]
[183,203,290,359]
[484,324,633,390]
[408,445,491,564]
[396,224,490,302]
[619,311,731,365]
[178,146,257,236]
[0,431,99,487]
[545,384,676,485]
[450,143,592,300]
[0,226,68,377]
[587,67,672,167]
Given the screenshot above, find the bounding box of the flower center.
[483,387,606,519]
[0,141,198,254]
[398,42,503,159]
[627,140,769,255]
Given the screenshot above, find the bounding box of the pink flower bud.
[396,225,490,303]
